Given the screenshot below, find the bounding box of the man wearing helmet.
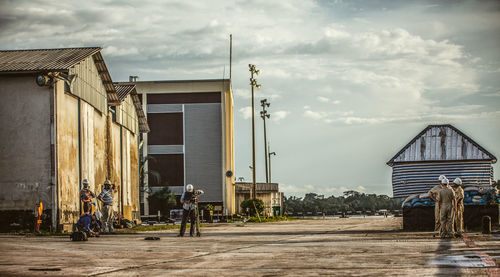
[452,178,464,237]
[438,178,456,238]
[98,180,114,233]
[178,184,196,237]
[80,179,95,214]
[428,175,446,237]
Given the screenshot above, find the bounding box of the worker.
[80,179,95,214]
[178,184,196,237]
[428,175,446,237]
[73,212,99,237]
[452,178,464,237]
[97,180,114,233]
[438,178,456,238]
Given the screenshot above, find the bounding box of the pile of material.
[402,186,498,208]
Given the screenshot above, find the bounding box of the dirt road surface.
[0,218,498,276]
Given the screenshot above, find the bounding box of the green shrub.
[240,198,264,216]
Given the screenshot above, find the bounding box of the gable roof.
[387,124,496,166]
[113,83,150,133]
[0,47,119,104]
[0,47,101,72]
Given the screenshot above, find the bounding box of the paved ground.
[0,218,499,276]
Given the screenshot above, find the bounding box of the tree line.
[284,191,403,215]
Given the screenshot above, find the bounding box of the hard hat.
[186,184,194,192]
[453,178,462,186]
[442,178,449,185]
[82,179,89,187]
[438,175,446,182]
[104,180,111,186]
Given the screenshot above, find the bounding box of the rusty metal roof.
[113,83,150,133]
[387,124,496,165]
[0,47,119,104]
[114,84,135,101]
[0,47,101,72]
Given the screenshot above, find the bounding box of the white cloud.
[317,96,330,103]
[333,100,341,104]
[303,110,328,120]
[272,110,290,123]
[238,106,252,119]
[234,88,251,99]
[103,46,139,57]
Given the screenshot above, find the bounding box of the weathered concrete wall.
[80,101,107,195]
[56,81,80,230]
[223,88,235,214]
[0,75,53,211]
[130,132,140,220]
[108,120,122,214]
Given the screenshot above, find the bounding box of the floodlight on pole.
[260,99,271,183]
[249,64,261,199]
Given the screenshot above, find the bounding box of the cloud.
[317,96,330,103]
[238,106,252,119]
[272,110,290,123]
[303,110,328,120]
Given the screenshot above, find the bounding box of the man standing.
[428,175,446,237]
[178,184,196,237]
[80,179,95,214]
[452,178,464,237]
[438,178,456,238]
[98,180,114,233]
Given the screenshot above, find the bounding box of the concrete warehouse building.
[387,124,497,198]
[234,182,283,217]
[0,47,149,232]
[117,79,235,216]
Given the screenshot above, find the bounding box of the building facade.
[387,124,497,198]
[0,48,149,232]
[234,182,283,217]
[119,80,235,216]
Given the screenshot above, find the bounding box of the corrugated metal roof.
[0,47,101,72]
[114,84,135,101]
[0,47,119,105]
[113,83,150,133]
[388,124,497,165]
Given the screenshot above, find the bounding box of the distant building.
[0,47,149,231]
[387,124,497,198]
[234,182,283,217]
[118,80,235,215]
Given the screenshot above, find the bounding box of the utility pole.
[268,148,276,183]
[260,99,270,183]
[249,64,261,199]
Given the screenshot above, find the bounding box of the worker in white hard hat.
[452,178,464,237]
[438,178,456,238]
[178,184,196,237]
[428,175,446,237]
[80,179,95,214]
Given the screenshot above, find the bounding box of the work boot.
[177,234,183,237]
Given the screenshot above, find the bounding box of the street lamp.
[268,150,276,183]
[249,64,261,199]
[260,99,270,183]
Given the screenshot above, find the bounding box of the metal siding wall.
[392,161,493,198]
[185,103,222,203]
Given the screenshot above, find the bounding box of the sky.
[1,0,499,197]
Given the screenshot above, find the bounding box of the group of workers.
[74,179,115,237]
[428,175,464,238]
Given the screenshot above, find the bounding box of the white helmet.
[442,178,449,185]
[453,178,462,186]
[438,175,446,182]
[186,184,194,192]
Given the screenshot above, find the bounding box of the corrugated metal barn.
[0,47,149,232]
[387,124,497,198]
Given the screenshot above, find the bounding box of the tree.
[241,198,265,216]
[147,186,176,218]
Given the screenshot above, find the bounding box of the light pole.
[260,99,270,183]
[268,149,276,183]
[249,64,261,199]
